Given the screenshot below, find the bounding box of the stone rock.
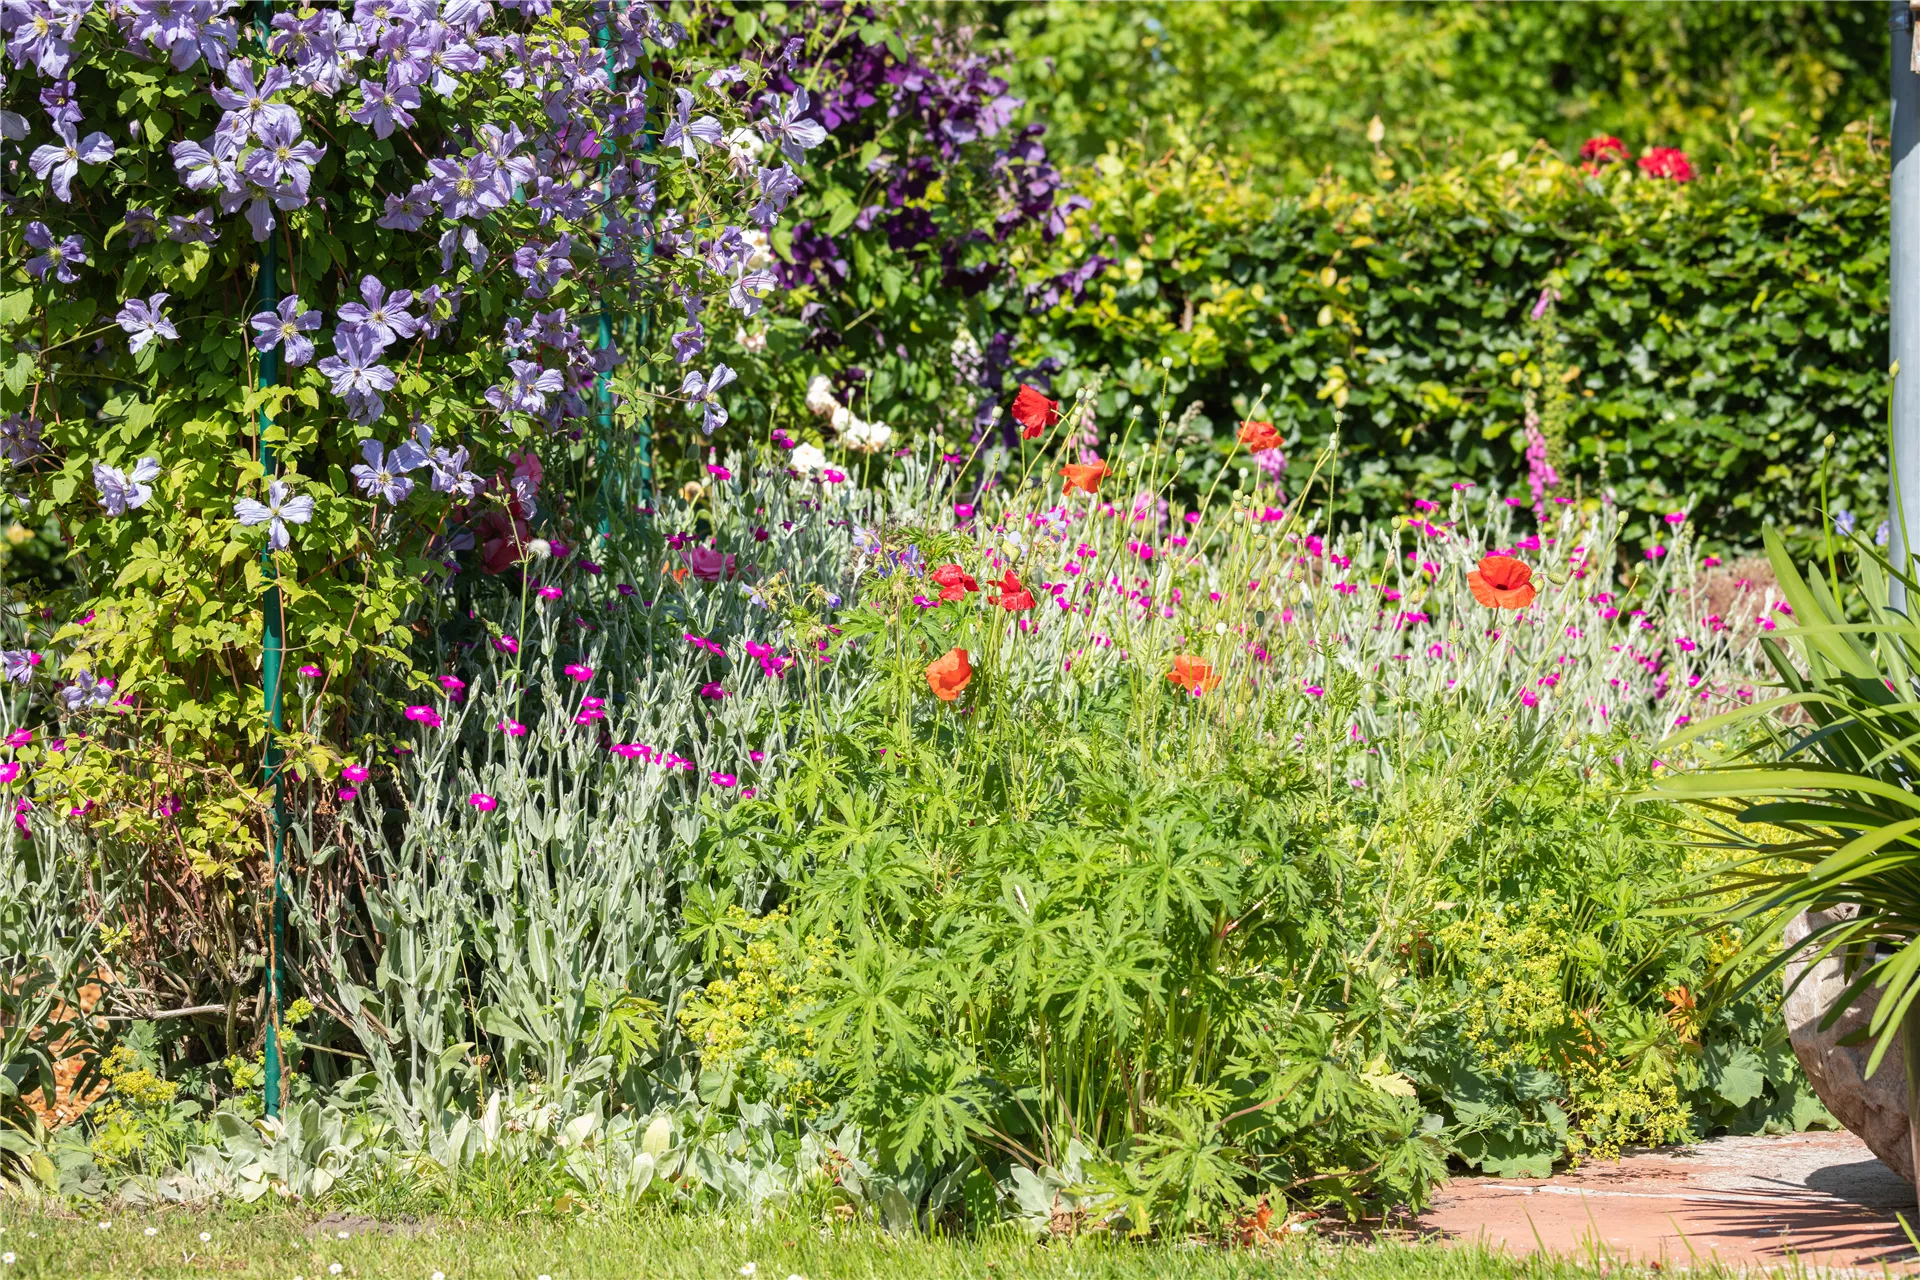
[1781,908,1914,1183]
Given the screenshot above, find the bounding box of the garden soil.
[1413,1130,1920,1269]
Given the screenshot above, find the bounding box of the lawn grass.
[0,1208,1751,1280]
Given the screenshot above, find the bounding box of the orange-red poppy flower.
[1167,654,1220,695]
[993,569,1036,611]
[932,563,978,602]
[1468,555,1537,609]
[925,646,972,701]
[1061,460,1108,495]
[1237,420,1281,452]
[1011,384,1060,440]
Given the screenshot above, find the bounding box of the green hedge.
[1019,127,1888,552]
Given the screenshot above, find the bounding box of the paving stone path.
[1414,1130,1919,1270]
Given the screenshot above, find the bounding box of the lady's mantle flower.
[93,457,161,515]
[116,293,178,354]
[233,479,316,550]
[250,294,323,366]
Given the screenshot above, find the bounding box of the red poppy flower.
[1637,147,1693,183]
[994,569,1035,611]
[1468,555,1537,609]
[932,563,978,602]
[1061,460,1108,495]
[925,646,972,701]
[1167,655,1220,695]
[1011,384,1060,440]
[1237,420,1281,452]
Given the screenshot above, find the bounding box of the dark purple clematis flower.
[30,121,114,202]
[250,294,323,366]
[337,275,418,350]
[317,326,397,422]
[0,415,41,464]
[351,77,419,139]
[23,222,85,283]
[115,293,177,355]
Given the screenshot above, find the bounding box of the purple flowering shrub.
[694,5,1085,471]
[0,1,840,867]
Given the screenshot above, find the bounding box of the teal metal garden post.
[1892,0,1920,610]
[257,230,288,1121]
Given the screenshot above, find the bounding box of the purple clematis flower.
[438,225,489,271]
[408,425,482,498]
[115,293,177,355]
[210,60,298,144]
[125,0,238,72]
[727,270,776,318]
[93,457,161,516]
[6,4,80,76]
[378,185,433,231]
[250,294,323,366]
[680,364,736,435]
[510,235,572,298]
[241,115,324,193]
[171,132,244,199]
[749,164,802,228]
[758,87,829,165]
[660,87,722,160]
[233,479,315,551]
[670,322,706,365]
[38,79,80,126]
[351,437,419,505]
[23,222,84,283]
[424,153,508,221]
[317,326,397,422]
[485,359,565,416]
[167,208,221,244]
[337,275,418,349]
[29,121,114,202]
[350,77,419,139]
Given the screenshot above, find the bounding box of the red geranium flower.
[1011,384,1060,440]
[1237,420,1282,452]
[994,570,1036,611]
[1468,555,1537,609]
[1579,135,1627,164]
[932,563,978,602]
[925,647,972,701]
[1637,147,1693,183]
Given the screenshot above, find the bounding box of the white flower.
[144,1229,157,1238]
[98,1222,111,1230]
[724,126,764,175]
[329,1266,343,1276]
[790,443,827,477]
[199,1232,211,1243]
[805,376,838,416]
[829,403,854,433]
[735,326,767,354]
[742,228,773,272]
[431,1273,444,1280]
[526,538,552,560]
[740,1266,757,1278]
[842,417,894,454]
[3,1252,14,1264]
